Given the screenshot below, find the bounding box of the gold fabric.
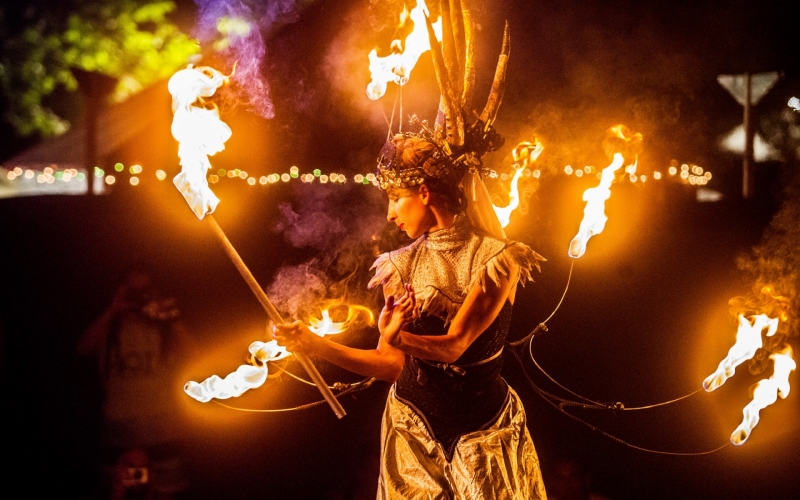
[369,216,544,324]
[377,386,547,500]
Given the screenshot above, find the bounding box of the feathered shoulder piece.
[369,216,544,323]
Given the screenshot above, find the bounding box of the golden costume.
[370,216,547,499]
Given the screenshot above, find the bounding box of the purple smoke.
[274,201,348,252]
[266,262,329,320]
[266,184,391,320]
[193,0,302,118]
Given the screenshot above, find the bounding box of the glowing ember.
[366,0,442,100]
[703,314,778,392]
[493,140,543,228]
[568,126,641,258]
[308,304,375,336]
[730,345,795,445]
[168,65,232,219]
[184,340,289,403]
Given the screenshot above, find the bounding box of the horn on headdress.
[377,1,508,194]
[459,6,475,114]
[426,13,465,147]
[479,21,510,126]
[427,1,508,142]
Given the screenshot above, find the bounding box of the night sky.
[2,1,800,498]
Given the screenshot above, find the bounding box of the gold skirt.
[377,385,547,500]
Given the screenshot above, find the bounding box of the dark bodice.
[394,301,513,460]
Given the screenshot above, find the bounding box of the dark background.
[2,0,800,498]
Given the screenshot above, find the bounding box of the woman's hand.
[272,320,324,356]
[379,284,418,347]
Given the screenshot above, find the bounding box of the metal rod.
[206,215,346,419]
[743,72,754,199]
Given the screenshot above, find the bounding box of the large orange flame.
[703,314,779,392]
[184,340,290,403]
[184,363,266,403]
[730,345,795,445]
[568,153,625,258]
[708,285,795,444]
[168,65,232,219]
[366,0,442,100]
[308,303,376,336]
[568,126,641,258]
[493,140,543,228]
[184,303,374,403]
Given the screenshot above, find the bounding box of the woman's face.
[386,186,435,239]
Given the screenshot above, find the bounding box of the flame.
[399,3,410,25]
[703,314,779,392]
[568,126,641,258]
[366,0,442,100]
[493,140,543,228]
[730,345,795,445]
[757,285,791,323]
[183,302,374,403]
[308,303,375,336]
[568,153,625,258]
[184,340,290,403]
[184,363,266,403]
[168,65,232,219]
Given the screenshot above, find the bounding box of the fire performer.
[274,2,547,497]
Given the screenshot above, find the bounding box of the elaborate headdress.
[375,0,509,191]
[375,0,510,238]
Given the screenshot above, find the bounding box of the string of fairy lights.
[2,160,715,191]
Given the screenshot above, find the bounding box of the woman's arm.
[385,263,519,364]
[273,321,406,382]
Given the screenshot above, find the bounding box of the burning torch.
[492,140,543,228]
[569,125,643,259]
[168,65,346,418]
[703,287,795,444]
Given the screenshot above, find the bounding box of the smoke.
[267,183,393,321]
[320,2,401,130]
[274,201,346,252]
[193,0,305,119]
[733,168,800,374]
[265,261,329,321]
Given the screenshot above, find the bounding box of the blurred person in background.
[78,266,197,499]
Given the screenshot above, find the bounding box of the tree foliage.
[0,0,199,137]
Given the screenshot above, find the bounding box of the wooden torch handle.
[206,215,346,419]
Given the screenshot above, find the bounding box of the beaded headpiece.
[375,0,509,191]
